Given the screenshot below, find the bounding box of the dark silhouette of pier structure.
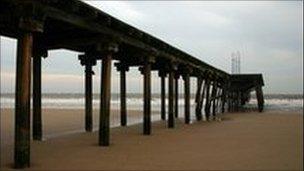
[0,0,264,168]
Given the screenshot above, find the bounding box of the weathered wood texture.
[15,32,32,168]
[99,54,112,146]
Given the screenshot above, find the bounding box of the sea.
[1,93,303,113]
[0,93,302,138]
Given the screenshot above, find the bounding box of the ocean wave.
[1,95,302,112]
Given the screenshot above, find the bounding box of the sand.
[1,108,303,170]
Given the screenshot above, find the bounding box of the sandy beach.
[1,109,303,170]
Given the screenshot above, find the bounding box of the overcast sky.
[0,1,303,94]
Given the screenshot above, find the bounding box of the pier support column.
[211,81,217,120]
[116,63,129,126]
[140,57,154,135]
[159,70,167,120]
[195,77,203,121]
[99,47,116,146]
[204,79,211,121]
[182,68,191,124]
[168,64,177,128]
[174,73,179,118]
[85,64,93,131]
[79,55,97,132]
[221,86,227,113]
[255,86,264,112]
[216,88,221,114]
[15,32,33,168]
[32,49,47,141]
[32,56,42,140]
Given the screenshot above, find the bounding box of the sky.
[0,1,303,94]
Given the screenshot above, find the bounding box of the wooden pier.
[0,0,264,168]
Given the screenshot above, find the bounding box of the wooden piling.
[85,63,93,132]
[142,59,152,135]
[195,77,203,121]
[204,79,211,121]
[174,73,179,118]
[255,86,264,112]
[119,65,128,126]
[221,86,227,113]
[182,72,191,124]
[211,82,217,120]
[159,71,166,120]
[33,56,42,140]
[15,32,33,168]
[168,70,175,128]
[99,54,112,146]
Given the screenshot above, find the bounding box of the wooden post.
[182,72,191,124]
[99,54,112,146]
[195,77,203,121]
[85,64,93,131]
[216,88,222,113]
[159,70,166,120]
[141,58,153,135]
[15,32,33,168]
[221,85,227,113]
[118,65,129,126]
[197,80,205,121]
[204,79,211,121]
[79,55,96,132]
[200,80,207,115]
[211,81,217,120]
[174,73,179,118]
[32,56,42,140]
[168,70,175,128]
[255,86,264,112]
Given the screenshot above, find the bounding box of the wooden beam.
[15,32,32,168]
[99,53,112,146]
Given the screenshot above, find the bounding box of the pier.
[0,0,264,168]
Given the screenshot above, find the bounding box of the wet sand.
[1,109,303,170]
